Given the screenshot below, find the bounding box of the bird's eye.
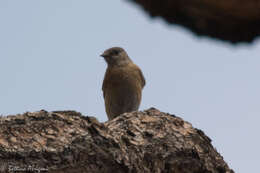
[113,50,119,55]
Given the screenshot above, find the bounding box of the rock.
[0,108,234,173]
[128,0,260,43]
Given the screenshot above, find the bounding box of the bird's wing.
[137,66,146,88]
[102,70,109,98]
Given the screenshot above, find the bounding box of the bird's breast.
[104,66,142,90]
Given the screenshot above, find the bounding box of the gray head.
[101,47,132,67]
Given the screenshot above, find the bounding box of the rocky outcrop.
[0,108,234,173]
[128,0,260,43]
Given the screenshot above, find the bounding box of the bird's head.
[101,47,132,67]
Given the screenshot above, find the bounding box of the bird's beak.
[100,53,107,58]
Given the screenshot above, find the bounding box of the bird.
[101,47,146,120]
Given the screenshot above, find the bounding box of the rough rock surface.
[0,108,234,173]
[128,0,260,43]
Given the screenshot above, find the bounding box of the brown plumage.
[101,47,145,120]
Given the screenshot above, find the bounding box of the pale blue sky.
[1,1,259,172]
